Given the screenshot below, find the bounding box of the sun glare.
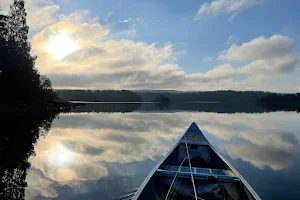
[46,35,78,59]
[48,147,75,168]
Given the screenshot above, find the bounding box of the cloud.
[118,17,143,23]
[240,56,298,75]
[25,111,300,199]
[226,34,238,45]
[26,1,59,31]
[105,25,137,40]
[218,35,299,76]
[28,5,298,91]
[228,12,240,21]
[1,0,59,31]
[25,168,58,200]
[221,144,293,171]
[27,111,300,186]
[59,10,91,24]
[29,17,242,90]
[3,0,299,92]
[220,35,294,61]
[104,12,113,22]
[196,0,265,18]
[28,112,181,183]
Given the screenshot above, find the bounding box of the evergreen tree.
[0,0,57,105]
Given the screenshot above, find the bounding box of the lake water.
[1,103,300,200]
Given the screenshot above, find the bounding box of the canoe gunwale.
[131,134,183,200]
[132,123,261,200]
[208,143,262,200]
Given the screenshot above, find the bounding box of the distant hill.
[57,90,273,103]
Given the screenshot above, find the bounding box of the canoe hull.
[132,122,261,200]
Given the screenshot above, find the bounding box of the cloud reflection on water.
[26,111,300,199]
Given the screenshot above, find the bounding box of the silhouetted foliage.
[58,90,272,103]
[139,90,272,103]
[257,93,300,112]
[153,94,170,109]
[67,103,267,114]
[153,94,170,103]
[57,90,142,102]
[0,0,58,105]
[0,111,58,199]
[69,103,142,113]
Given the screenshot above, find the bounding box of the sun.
[46,35,78,59]
[48,146,75,168]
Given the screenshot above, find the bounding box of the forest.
[57,90,143,102]
[58,90,273,103]
[0,1,62,107]
[258,93,300,104]
[257,93,300,112]
[138,90,272,103]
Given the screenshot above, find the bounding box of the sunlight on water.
[48,146,75,168]
[21,108,300,200]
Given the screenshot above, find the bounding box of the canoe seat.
[178,144,211,164]
[157,165,239,182]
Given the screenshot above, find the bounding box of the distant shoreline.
[70,101,222,104]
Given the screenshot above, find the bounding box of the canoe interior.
[135,123,257,200]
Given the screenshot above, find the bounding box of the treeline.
[139,90,272,103]
[67,102,267,114]
[0,1,58,106]
[258,93,300,104]
[257,93,300,112]
[57,90,272,103]
[153,94,170,103]
[57,90,142,102]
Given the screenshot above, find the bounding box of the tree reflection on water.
[0,111,58,199]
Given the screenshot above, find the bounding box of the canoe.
[132,122,261,200]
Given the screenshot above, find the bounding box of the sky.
[1,0,300,92]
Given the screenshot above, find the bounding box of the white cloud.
[119,17,143,23]
[29,17,241,90]
[105,25,137,40]
[188,64,236,83]
[240,56,298,75]
[1,0,60,31]
[228,12,240,21]
[26,1,59,31]
[27,111,300,186]
[196,0,265,18]
[25,169,58,200]
[104,12,113,22]
[221,144,293,171]
[219,35,299,76]
[3,0,299,92]
[220,35,294,61]
[59,10,91,24]
[226,34,238,45]
[25,111,300,199]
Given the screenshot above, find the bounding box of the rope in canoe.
[165,135,205,200]
[184,136,198,200]
[164,156,187,200]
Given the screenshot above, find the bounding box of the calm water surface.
[2,103,300,200]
